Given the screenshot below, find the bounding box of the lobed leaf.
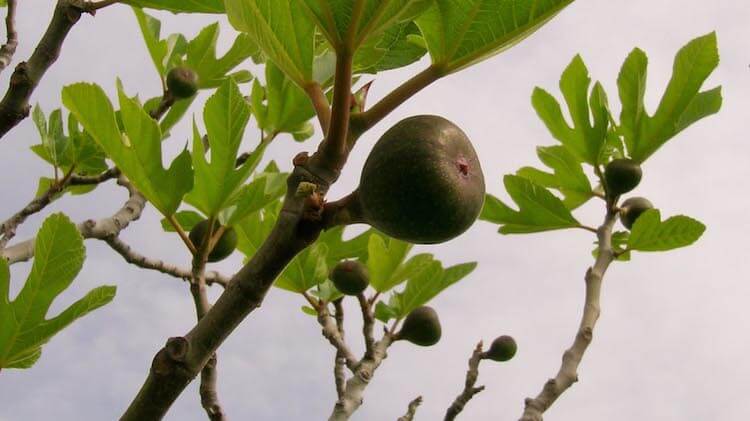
[627,209,706,252]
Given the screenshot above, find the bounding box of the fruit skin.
[358,115,485,244]
[619,197,654,229]
[604,158,642,196]
[166,66,199,99]
[484,335,517,362]
[188,220,238,263]
[397,306,441,346]
[330,260,369,295]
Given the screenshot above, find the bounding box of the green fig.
[358,115,485,244]
[397,306,441,346]
[166,66,199,99]
[484,335,517,362]
[619,197,654,229]
[330,260,369,295]
[604,158,642,196]
[188,219,237,263]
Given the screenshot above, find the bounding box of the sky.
[1,1,749,420]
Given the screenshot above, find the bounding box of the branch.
[444,342,487,421]
[101,236,228,287]
[1,176,145,264]
[317,301,359,371]
[519,208,618,421]
[0,0,115,140]
[357,293,375,358]
[0,0,18,74]
[313,49,353,170]
[398,396,423,421]
[149,92,175,120]
[304,82,331,135]
[333,299,347,400]
[69,167,120,185]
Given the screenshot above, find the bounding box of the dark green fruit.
[330,260,369,295]
[397,306,441,346]
[166,66,199,99]
[358,115,485,244]
[619,197,654,229]
[604,158,642,196]
[485,335,517,362]
[188,220,237,263]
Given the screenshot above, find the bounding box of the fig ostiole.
[166,66,199,99]
[330,260,369,296]
[396,306,442,347]
[604,158,642,197]
[619,197,654,229]
[356,115,485,244]
[483,335,517,362]
[188,219,238,263]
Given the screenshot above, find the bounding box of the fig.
[604,158,642,196]
[188,219,237,262]
[330,260,369,295]
[397,306,441,346]
[484,335,517,362]
[166,66,199,99]
[358,115,485,244]
[619,197,654,229]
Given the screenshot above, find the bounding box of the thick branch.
[398,396,423,421]
[0,0,18,73]
[519,209,618,421]
[444,342,487,421]
[2,177,145,264]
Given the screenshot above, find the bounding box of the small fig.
[330,260,369,295]
[397,306,441,346]
[484,335,517,362]
[188,219,237,263]
[619,197,654,229]
[604,158,642,196]
[358,115,485,244]
[166,66,199,99]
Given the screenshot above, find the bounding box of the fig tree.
[166,66,199,99]
[188,219,238,263]
[396,306,441,346]
[484,335,517,362]
[358,115,485,244]
[330,260,369,295]
[604,158,642,196]
[619,197,654,229]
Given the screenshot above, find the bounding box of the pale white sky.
[1,1,749,420]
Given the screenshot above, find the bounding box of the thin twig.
[0,0,18,73]
[69,167,120,185]
[317,302,359,371]
[333,299,347,400]
[304,82,331,135]
[444,342,487,421]
[357,293,375,358]
[149,92,175,120]
[397,396,423,421]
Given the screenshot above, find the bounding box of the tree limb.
[333,299,347,400]
[444,342,487,421]
[357,293,375,359]
[519,208,618,421]
[398,396,423,421]
[317,301,359,371]
[0,0,18,74]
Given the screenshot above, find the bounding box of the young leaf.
[62,82,193,216]
[516,145,593,209]
[367,233,413,292]
[253,62,316,138]
[618,32,721,163]
[416,0,574,74]
[185,79,256,217]
[395,260,477,316]
[223,172,287,226]
[0,214,116,370]
[317,226,375,267]
[481,175,580,234]
[185,23,257,89]
[531,55,609,165]
[225,0,315,87]
[627,209,706,252]
[235,201,281,259]
[124,0,225,14]
[275,243,329,293]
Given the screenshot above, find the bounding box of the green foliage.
[132,8,187,78]
[275,243,329,293]
[516,146,592,209]
[618,32,721,163]
[627,209,705,252]
[161,210,204,232]
[125,0,225,14]
[416,0,575,74]
[184,23,256,88]
[353,21,427,74]
[62,82,194,217]
[250,63,316,141]
[366,233,413,292]
[0,214,116,370]
[481,175,580,234]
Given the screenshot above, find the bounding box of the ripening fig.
[396,306,442,346]
[188,219,238,263]
[619,197,654,229]
[330,260,369,295]
[357,115,485,244]
[166,66,199,99]
[604,158,642,196]
[484,335,517,362]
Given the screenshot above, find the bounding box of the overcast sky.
[1,1,749,420]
